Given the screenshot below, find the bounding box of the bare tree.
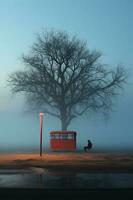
[8,30,127,130]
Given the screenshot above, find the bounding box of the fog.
[0,0,133,152]
[0,88,132,152]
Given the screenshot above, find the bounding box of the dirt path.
[0,152,133,172]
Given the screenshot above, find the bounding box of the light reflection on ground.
[0,170,133,188]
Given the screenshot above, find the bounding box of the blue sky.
[0,0,133,152]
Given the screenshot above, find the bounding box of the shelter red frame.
[50,131,77,150]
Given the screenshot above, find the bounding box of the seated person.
[84,140,92,152]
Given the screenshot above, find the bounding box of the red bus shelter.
[50,131,77,150]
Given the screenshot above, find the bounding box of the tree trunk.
[61,118,68,130]
[60,102,68,130]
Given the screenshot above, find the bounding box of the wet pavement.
[0,169,133,188]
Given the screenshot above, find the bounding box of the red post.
[40,112,43,157]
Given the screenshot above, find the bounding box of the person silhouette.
[87,140,92,149]
[84,139,92,152]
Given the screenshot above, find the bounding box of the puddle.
[0,170,133,188]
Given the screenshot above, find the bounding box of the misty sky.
[0,0,133,152]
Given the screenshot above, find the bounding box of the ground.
[0,152,133,173]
